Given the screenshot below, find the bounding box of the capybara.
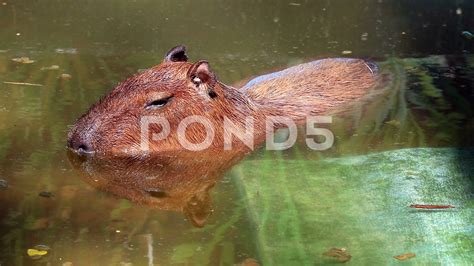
[67,45,379,157]
[67,45,381,226]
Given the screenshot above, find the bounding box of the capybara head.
[67,45,257,155]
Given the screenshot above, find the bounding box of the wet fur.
[68,51,380,155]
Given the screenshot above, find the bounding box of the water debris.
[27,249,48,258]
[341,50,352,55]
[462,31,473,40]
[3,81,43,87]
[41,65,60,71]
[322,247,352,263]
[394,252,416,261]
[410,204,455,209]
[288,2,301,6]
[0,49,9,53]
[27,245,50,259]
[361,32,368,41]
[39,191,54,198]
[11,57,35,64]
[59,73,72,80]
[55,48,78,54]
[0,179,8,189]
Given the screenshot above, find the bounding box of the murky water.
[0,1,473,265]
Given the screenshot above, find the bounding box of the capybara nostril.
[76,144,91,153]
[67,130,94,154]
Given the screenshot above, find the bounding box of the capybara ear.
[187,61,218,98]
[163,45,188,62]
[187,60,217,87]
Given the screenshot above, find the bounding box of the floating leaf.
[410,204,455,209]
[27,248,48,259]
[55,48,77,54]
[394,253,416,261]
[41,65,60,71]
[11,57,35,64]
[322,247,352,263]
[59,73,72,80]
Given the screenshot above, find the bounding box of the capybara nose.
[67,129,94,154]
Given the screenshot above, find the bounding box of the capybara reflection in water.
[67,45,380,156]
[67,151,223,227]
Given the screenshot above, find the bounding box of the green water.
[233,148,474,265]
[0,1,473,265]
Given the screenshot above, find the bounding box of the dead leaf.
[59,73,72,80]
[410,204,454,209]
[323,247,352,263]
[41,65,60,71]
[27,248,48,259]
[12,57,35,64]
[394,253,416,261]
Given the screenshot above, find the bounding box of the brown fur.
[68,61,267,155]
[244,58,379,122]
[68,49,379,156]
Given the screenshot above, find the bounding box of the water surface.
[0,0,473,265]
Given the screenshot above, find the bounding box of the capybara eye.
[145,96,173,110]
